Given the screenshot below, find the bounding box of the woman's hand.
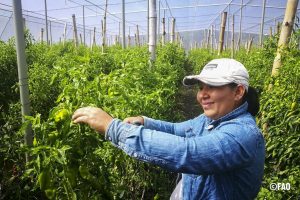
[72,107,113,134]
[123,116,144,125]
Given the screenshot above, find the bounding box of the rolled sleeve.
[104,118,260,175]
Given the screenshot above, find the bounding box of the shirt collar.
[205,102,248,130]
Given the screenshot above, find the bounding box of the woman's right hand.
[123,116,144,125]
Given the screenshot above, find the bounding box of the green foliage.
[1,40,186,199]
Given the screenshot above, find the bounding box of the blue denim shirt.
[105,102,265,200]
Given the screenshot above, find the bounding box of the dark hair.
[228,83,260,116]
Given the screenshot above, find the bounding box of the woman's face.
[197,82,245,120]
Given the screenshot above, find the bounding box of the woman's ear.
[234,85,246,101]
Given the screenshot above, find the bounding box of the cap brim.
[183,76,231,86]
[182,76,200,86]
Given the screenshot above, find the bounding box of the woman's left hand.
[72,107,113,134]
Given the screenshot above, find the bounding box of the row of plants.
[187,32,300,200]
[0,34,186,199]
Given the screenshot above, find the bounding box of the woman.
[72,58,265,200]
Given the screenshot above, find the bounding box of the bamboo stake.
[80,33,83,45]
[49,20,52,45]
[207,29,211,49]
[128,35,131,46]
[44,0,49,45]
[63,22,67,45]
[272,0,299,76]
[102,0,108,48]
[122,0,125,48]
[247,37,253,54]
[93,27,96,47]
[259,0,267,47]
[72,14,78,47]
[277,21,281,35]
[136,25,140,46]
[83,5,86,45]
[231,15,235,58]
[211,25,214,51]
[162,17,166,45]
[218,12,227,55]
[23,17,26,30]
[40,28,44,43]
[237,0,243,50]
[170,18,175,43]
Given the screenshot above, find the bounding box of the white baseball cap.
[183,58,249,91]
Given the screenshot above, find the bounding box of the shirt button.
[108,136,112,141]
[133,153,138,157]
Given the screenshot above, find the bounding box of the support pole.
[170,18,175,43]
[272,0,299,76]
[211,25,214,51]
[49,20,52,45]
[149,0,157,61]
[63,22,67,45]
[136,25,140,46]
[158,0,160,43]
[72,14,78,47]
[102,0,108,49]
[44,0,49,45]
[93,27,96,47]
[83,5,86,45]
[40,28,44,43]
[231,15,235,58]
[218,12,227,55]
[122,0,126,48]
[162,17,166,45]
[12,0,32,162]
[207,29,211,49]
[147,0,149,43]
[259,0,267,47]
[227,4,231,49]
[237,0,243,50]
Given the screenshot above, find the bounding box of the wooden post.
[23,17,26,30]
[237,0,243,50]
[176,32,180,43]
[102,0,108,49]
[272,0,299,76]
[83,5,86,45]
[80,33,83,45]
[170,18,175,43]
[259,0,267,47]
[128,35,131,46]
[49,20,52,45]
[93,27,96,47]
[63,22,67,45]
[247,37,253,54]
[207,29,211,49]
[231,15,235,58]
[72,14,78,47]
[270,26,273,37]
[211,25,214,52]
[218,12,227,55]
[44,0,49,45]
[162,17,166,45]
[40,28,44,43]
[122,0,126,48]
[136,25,140,46]
[277,21,281,35]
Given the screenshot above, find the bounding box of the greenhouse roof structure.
[1,0,300,48]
